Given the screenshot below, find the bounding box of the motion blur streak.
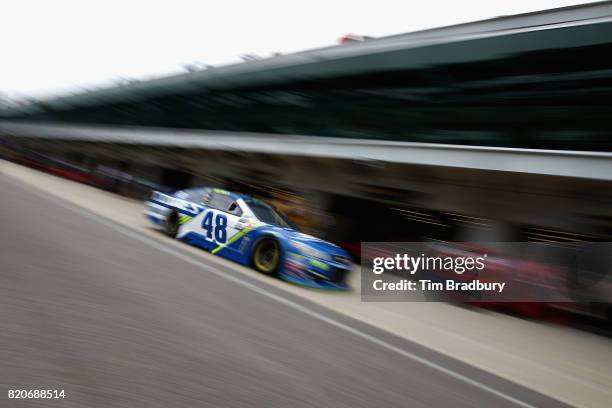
[0,174,563,407]
[8,179,534,408]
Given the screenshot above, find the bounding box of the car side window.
[227,202,242,216]
[208,193,234,212]
[201,190,212,205]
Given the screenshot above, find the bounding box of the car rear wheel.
[253,238,280,275]
[164,211,180,238]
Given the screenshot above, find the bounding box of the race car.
[144,187,352,289]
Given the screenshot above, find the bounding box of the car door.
[196,192,244,255]
[209,201,246,258]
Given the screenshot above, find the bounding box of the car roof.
[211,187,249,201]
[177,186,253,202]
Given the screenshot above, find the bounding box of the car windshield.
[245,199,296,230]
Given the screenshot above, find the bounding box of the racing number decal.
[214,214,227,242]
[201,211,213,238]
[201,211,228,243]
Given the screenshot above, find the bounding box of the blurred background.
[2,0,612,322]
[1,1,612,407]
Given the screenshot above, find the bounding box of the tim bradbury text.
[372,279,506,293]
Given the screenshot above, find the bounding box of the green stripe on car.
[211,223,264,254]
[309,259,329,271]
[179,215,193,224]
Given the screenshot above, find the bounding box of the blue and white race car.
[145,187,352,289]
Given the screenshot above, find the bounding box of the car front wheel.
[253,238,280,275]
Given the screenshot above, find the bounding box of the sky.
[0,0,599,98]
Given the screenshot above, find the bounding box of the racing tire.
[164,211,180,238]
[252,238,281,276]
